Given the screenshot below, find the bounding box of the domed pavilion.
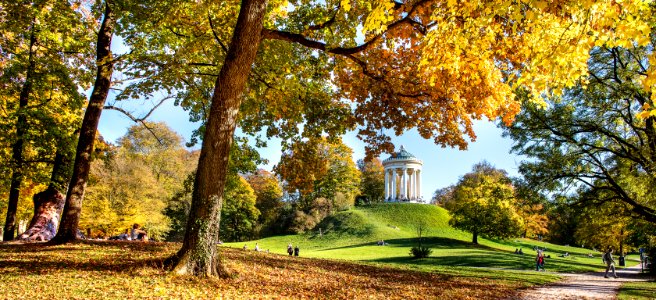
[382,146,424,203]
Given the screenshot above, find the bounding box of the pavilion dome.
[383,145,420,163]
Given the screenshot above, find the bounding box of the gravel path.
[519,264,652,300]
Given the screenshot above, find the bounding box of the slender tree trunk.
[3,24,37,241]
[619,228,624,256]
[472,231,478,244]
[50,1,115,245]
[167,0,267,277]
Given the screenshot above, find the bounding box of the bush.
[410,246,433,259]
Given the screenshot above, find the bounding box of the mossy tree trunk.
[166,0,267,277]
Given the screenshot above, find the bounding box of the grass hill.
[227,203,639,276]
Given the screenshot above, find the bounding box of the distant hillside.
[314,203,467,242]
[231,203,618,273]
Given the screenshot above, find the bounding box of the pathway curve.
[518,264,652,300]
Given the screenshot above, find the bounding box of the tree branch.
[103,96,173,145]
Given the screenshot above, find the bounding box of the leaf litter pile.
[0,241,522,299]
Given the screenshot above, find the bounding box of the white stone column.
[416,170,420,200]
[401,168,407,199]
[407,168,412,200]
[384,169,389,200]
[411,169,416,200]
[417,170,421,201]
[391,169,397,201]
[414,169,418,200]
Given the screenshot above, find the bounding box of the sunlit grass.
[618,281,656,300]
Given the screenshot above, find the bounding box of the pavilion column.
[417,170,421,200]
[411,169,416,200]
[384,169,389,201]
[414,169,418,200]
[401,168,408,199]
[407,169,413,200]
[391,169,397,201]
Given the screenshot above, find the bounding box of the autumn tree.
[503,43,656,225]
[445,162,523,244]
[573,200,631,254]
[246,169,283,237]
[81,123,196,239]
[220,176,260,242]
[513,179,549,239]
[0,0,93,240]
[105,0,651,276]
[432,185,455,206]
[276,137,361,210]
[357,158,385,204]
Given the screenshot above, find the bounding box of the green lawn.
[228,203,621,283]
[618,281,656,300]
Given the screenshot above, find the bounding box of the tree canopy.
[0,0,94,240]
[503,43,656,224]
[275,137,361,210]
[444,162,523,244]
[357,158,385,204]
[82,123,196,239]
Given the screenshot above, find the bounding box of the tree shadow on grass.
[367,250,603,273]
[0,240,172,276]
[316,236,497,252]
[0,239,174,253]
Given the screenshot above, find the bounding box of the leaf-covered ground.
[0,241,534,299]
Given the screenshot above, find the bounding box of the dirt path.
[519,264,651,300]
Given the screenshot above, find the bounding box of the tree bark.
[17,186,65,242]
[50,1,115,245]
[472,231,478,244]
[18,143,72,242]
[3,24,37,241]
[167,0,267,277]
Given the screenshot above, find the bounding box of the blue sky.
[98,97,523,200]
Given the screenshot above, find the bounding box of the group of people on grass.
[241,243,301,256]
[108,224,148,241]
[242,242,270,253]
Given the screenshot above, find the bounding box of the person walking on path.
[536,250,545,271]
[287,243,293,256]
[294,245,300,257]
[603,248,619,278]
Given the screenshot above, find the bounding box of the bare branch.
[103,96,173,145]
[208,13,228,53]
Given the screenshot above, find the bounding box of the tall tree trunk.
[18,141,72,242]
[49,1,115,245]
[3,24,37,241]
[619,228,624,256]
[472,231,478,244]
[167,0,267,277]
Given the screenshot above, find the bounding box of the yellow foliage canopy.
[324,0,654,153]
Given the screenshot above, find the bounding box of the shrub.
[410,246,433,259]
